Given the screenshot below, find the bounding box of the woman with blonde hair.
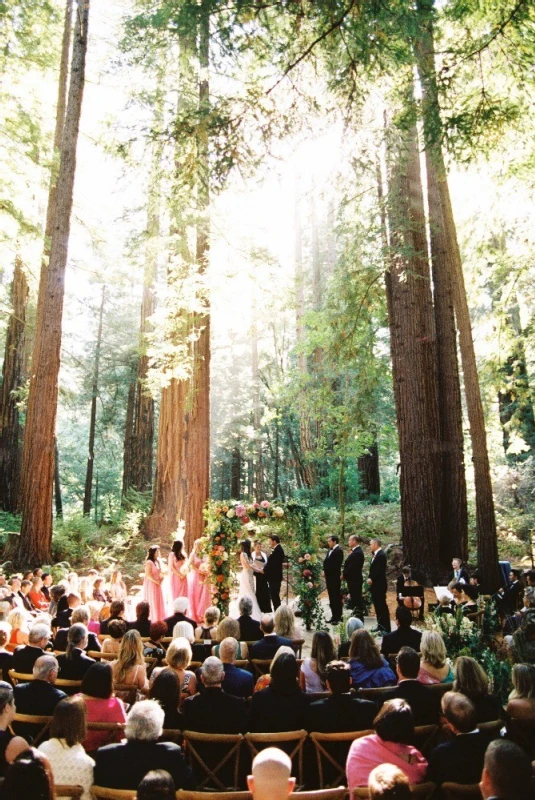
[418,631,454,684]
[349,629,396,689]
[194,606,220,641]
[453,656,502,722]
[274,604,297,639]
[506,663,535,721]
[6,609,29,651]
[212,617,248,659]
[111,629,148,695]
[151,637,197,704]
[299,631,335,692]
[109,571,127,602]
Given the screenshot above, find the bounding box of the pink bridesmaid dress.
[168,553,189,605]
[188,555,211,623]
[143,559,166,622]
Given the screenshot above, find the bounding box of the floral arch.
[202,499,323,629]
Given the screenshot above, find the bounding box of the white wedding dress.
[230,552,262,619]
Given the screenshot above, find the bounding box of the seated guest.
[149,669,183,729]
[510,621,535,663]
[427,691,495,785]
[216,636,254,698]
[497,569,524,616]
[247,746,295,800]
[253,645,295,692]
[14,655,67,716]
[506,663,535,721]
[13,621,51,674]
[368,764,411,800]
[2,747,54,800]
[143,621,167,663]
[40,573,51,603]
[6,608,29,651]
[349,629,396,689]
[418,631,454,684]
[194,606,220,641]
[92,577,110,604]
[250,614,292,660]
[48,585,66,619]
[338,617,363,658]
[274,604,298,640]
[0,681,30,776]
[94,699,193,790]
[18,579,35,612]
[38,696,94,800]
[213,616,249,659]
[248,652,309,732]
[102,619,127,655]
[111,630,149,695]
[182,656,247,733]
[4,577,22,609]
[480,739,533,800]
[53,606,101,653]
[451,582,478,615]
[128,601,151,638]
[306,660,376,732]
[380,606,422,657]
[382,647,441,725]
[86,601,101,635]
[346,699,427,788]
[28,577,49,612]
[237,596,263,641]
[299,630,335,693]
[449,558,470,584]
[79,662,126,752]
[153,637,197,704]
[453,656,503,722]
[163,597,196,637]
[57,623,95,680]
[0,623,13,682]
[138,769,176,800]
[99,599,125,636]
[54,592,81,629]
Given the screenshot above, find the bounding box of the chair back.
[8,670,34,686]
[112,684,139,706]
[310,730,372,788]
[250,659,272,680]
[441,783,482,800]
[91,789,136,800]
[88,651,115,661]
[412,724,439,757]
[183,730,243,791]
[291,790,346,800]
[55,678,83,696]
[352,785,435,800]
[477,719,503,737]
[245,730,307,789]
[291,638,305,658]
[11,713,52,745]
[55,786,84,799]
[85,721,126,751]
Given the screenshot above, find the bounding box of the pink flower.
[260,500,270,509]
[218,545,225,552]
[254,503,260,509]
[235,504,246,517]
[306,582,314,589]
[298,557,304,563]
[303,569,311,578]
[304,553,311,560]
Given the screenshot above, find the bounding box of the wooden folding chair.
[441,783,482,800]
[291,789,347,800]
[10,713,52,745]
[8,670,34,686]
[250,659,272,680]
[310,730,372,788]
[88,650,116,661]
[183,730,244,790]
[176,792,252,800]
[55,786,84,799]
[478,719,503,738]
[291,638,305,658]
[91,789,136,800]
[85,721,126,752]
[412,724,439,757]
[355,686,395,701]
[55,678,83,695]
[353,784,435,799]
[245,730,308,789]
[113,684,139,706]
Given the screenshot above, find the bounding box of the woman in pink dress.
[187,538,211,623]
[167,540,189,608]
[143,545,166,622]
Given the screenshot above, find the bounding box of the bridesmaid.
[143,545,166,622]
[188,539,211,624]
[168,540,189,606]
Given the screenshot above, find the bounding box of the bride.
[236,538,262,619]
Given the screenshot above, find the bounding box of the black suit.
[57,648,95,680]
[181,687,247,733]
[324,545,344,622]
[497,581,523,616]
[250,635,292,660]
[53,629,101,653]
[94,740,193,790]
[0,651,13,683]
[343,546,364,618]
[14,680,67,716]
[380,626,422,657]
[264,544,285,610]
[249,685,309,732]
[449,568,470,584]
[237,614,263,642]
[306,693,376,733]
[99,614,123,636]
[369,549,391,632]
[12,645,45,675]
[381,680,441,725]
[253,552,272,613]
[427,730,495,785]
[163,611,197,637]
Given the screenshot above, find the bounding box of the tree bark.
[15,0,89,566]
[358,440,380,500]
[122,378,136,498]
[231,445,241,498]
[414,0,500,591]
[54,438,63,519]
[0,257,28,512]
[83,285,105,515]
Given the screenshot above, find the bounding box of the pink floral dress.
[143,559,166,622]
[168,553,189,608]
[188,555,211,623]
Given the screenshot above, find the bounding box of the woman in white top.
[299,631,336,693]
[39,696,94,800]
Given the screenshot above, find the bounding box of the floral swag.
[203,498,323,629]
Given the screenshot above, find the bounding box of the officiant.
[252,539,272,613]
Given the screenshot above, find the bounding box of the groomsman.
[367,538,391,632]
[324,536,343,625]
[343,534,364,619]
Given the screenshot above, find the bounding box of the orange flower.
[216,574,224,583]
[221,593,228,600]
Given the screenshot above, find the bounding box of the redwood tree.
[83,285,105,515]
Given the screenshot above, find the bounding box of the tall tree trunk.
[414,0,500,591]
[15,0,89,565]
[0,257,28,512]
[122,377,136,498]
[358,440,380,500]
[384,124,442,581]
[273,412,280,498]
[54,438,63,519]
[252,321,264,498]
[83,285,105,515]
[231,445,241,498]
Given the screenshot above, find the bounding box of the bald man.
[247,747,295,800]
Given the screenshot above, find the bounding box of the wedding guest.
[247,747,295,800]
[101,619,126,655]
[57,624,95,680]
[78,577,93,605]
[138,770,176,800]
[306,660,376,733]
[248,652,309,732]
[54,606,101,653]
[182,656,247,733]
[0,682,29,777]
[14,655,67,718]
[0,623,13,682]
[417,631,454,684]
[86,601,101,635]
[510,621,535,663]
[109,570,127,601]
[253,645,295,692]
[480,739,533,800]
[250,614,292,660]
[2,748,54,800]
[213,616,249,659]
[156,637,197,704]
[194,606,220,641]
[41,574,52,603]
[54,592,81,629]
[48,585,66,619]
[92,577,110,604]
[368,764,411,800]
[99,599,125,636]
[506,663,535,721]
[28,577,50,612]
[143,621,167,663]
[168,540,188,604]
[348,629,396,689]
[337,617,364,658]
[38,696,94,800]
[216,636,254,698]
[299,631,335,692]
[143,545,166,623]
[6,608,29,651]
[188,538,211,623]
[13,621,51,674]
[128,601,151,638]
[382,647,442,726]
[79,662,126,752]
[111,630,149,695]
[453,656,503,722]
[346,699,427,788]
[149,669,183,729]
[274,604,298,640]
[164,597,196,637]
[18,579,35,612]
[237,596,263,641]
[380,606,422,657]
[451,582,478,615]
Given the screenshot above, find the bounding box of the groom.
[264,534,285,611]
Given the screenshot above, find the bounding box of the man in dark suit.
[237,596,263,641]
[449,558,470,584]
[252,540,271,613]
[263,535,285,611]
[367,538,391,632]
[94,699,193,790]
[380,606,422,657]
[427,692,496,786]
[306,660,376,732]
[324,536,344,625]
[204,639,254,699]
[13,622,51,674]
[53,606,101,652]
[18,580,36,612]
[496,569,524,616]
[181,657,247,733]
[382,647,440,725]
[14,655,66,717]
[343,534,364,620]
[163,597,197,637]
[56,624,95,679]
[480,740,533,800]
[99,599,124,635]
[249,614,292,659]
